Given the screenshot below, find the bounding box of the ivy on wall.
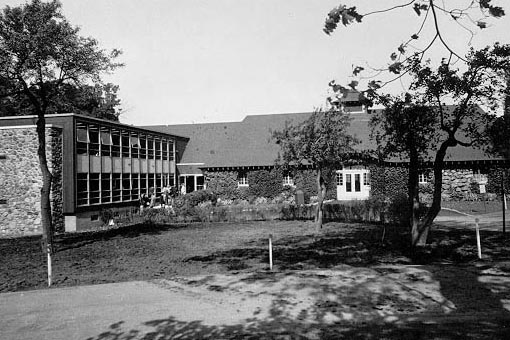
[247,169,283,199]
[368,164,408,199]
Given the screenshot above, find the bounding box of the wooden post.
[475,218,482,260]
[47,245,52,287]
[268,234,273,271]
[502,172,506,234]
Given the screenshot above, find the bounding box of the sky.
[2,0,510,125]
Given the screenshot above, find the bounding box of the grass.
[1,219,510,293]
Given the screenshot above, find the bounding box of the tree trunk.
[315,168,327,232]
[408,148,421,246]
[36,114,54,254]
[413,140,451,246]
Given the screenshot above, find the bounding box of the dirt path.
[1,264,509,340]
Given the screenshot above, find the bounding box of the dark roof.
[145,106,504,170]
[146,112,372,169]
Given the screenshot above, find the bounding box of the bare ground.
[1,219,510,339]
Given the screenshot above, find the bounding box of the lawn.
[1,219,509,293]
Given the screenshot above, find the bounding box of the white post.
[475,218,482,260]
[47,245,52,287]
[268,234,273,271]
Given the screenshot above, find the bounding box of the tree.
[0,0,122,260]
[324,0,505,89]
[488,74,510,159]
[371,45,510,246]
[0,80,123,121]
[273,109,360,230]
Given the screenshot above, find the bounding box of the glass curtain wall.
[75,121,175,207]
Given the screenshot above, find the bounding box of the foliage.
[488,114,510,159]
[204,171,241,200]
[247,169,284,199]
[273,108,359,169]
[293,169,316,203]
[0,81,122,121]
[324,1,506,99]
[273,108,360,229]
[0,0,122,253]
[174,190,217,218]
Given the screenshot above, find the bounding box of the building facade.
[0,114,184,236]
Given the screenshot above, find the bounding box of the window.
[155,138,161,158]
[140,174,147,194]
[76,123,88,155]
[122,174,131,201]
[168,141,174,161]
[354,174,361,192]
[130,134,139,158]
[112,174,121,202]
[473,172,488,184]
[100,128,112,156]
[363,172,370,186]
[282,174,294,187]
[147,136,154,158]
[238,172,248,186]
[77,173,88,206]
[197,176,205,191]
[162,140,168,160]
[139,135,147,158]
[336,173,343,186]
[131,175,139,200]
[88,125,100,156]
[418,172,428,184]
[346,174,352,192]
[101,173,111,203]
[89,173,100,204]
[121,131,130,158]
[111,129,121,157]
[155,174,162,195]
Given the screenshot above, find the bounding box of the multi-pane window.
[76,123,88,154]
[197,176,205,191]
[121,131,130,158]
[74,121,175,206]
[168,141,174,160]
[112,174,121,202]
[122,173,131,201]
[238,172,248,186]
[147,136,154,158]
[89,126,100,156]
[155,138,161,158]
[363,173,370,186]
[140,173,147,194]
[131,175,139,200]
[139,135,147,158]
[101,173,111,203]
[111,129,121,157]
[162,140,168,160]
[282,174,294,187]
[418,173,428,184]
[155,174,162,195]
[130,134,139,158]
[336,173,343,186]
[100,127,112,156]
[77,173,88,206]
[89,173,100,204]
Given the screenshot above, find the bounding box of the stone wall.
[0,126,63,237]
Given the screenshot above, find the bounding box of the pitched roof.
[145,107,504,170]
[146,111,375,169]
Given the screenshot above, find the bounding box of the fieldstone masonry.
[0,126,63,237]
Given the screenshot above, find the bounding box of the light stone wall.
[0,126,63,237]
